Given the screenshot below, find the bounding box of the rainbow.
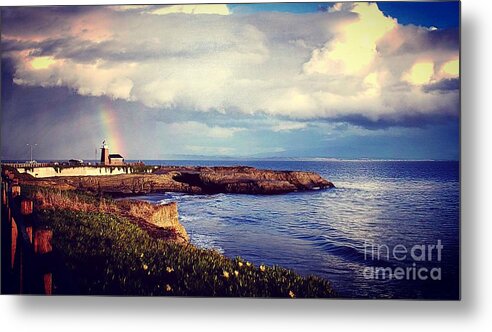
[98,100,125,157]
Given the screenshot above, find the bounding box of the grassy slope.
[32,189,336,297]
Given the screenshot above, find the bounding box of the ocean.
[129,160,460,299]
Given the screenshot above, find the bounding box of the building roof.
[109,154,124,159]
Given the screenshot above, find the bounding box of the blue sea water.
[129,160,460,299]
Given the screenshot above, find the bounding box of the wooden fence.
[1,169,53,295]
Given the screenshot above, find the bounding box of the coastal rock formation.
[32,187,188,243]
[117,200,188,242]
[154,166,335,194]
[21,166,335,196]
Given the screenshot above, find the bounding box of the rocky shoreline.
[20,165,335,196]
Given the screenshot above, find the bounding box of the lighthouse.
[100,140,110,165]
[99,140,125,166]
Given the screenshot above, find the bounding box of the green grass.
[37,207,336,297]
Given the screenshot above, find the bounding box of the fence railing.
[1,162,145,169]
[1,169,53,295]
[1,162,53,169]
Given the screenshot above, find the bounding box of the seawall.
[16,166,136,178]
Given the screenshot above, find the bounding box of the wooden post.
[21,199,33,214]
[6,183,12,236]
[2,183,6,205]
[19,199,34,294]
[34,230,53,295]
[11,218,17,269]
[1,180,13,292]
[7,190,21,291]
[2,181,9,206]
[11,185,21,198]
[21,199,34,243]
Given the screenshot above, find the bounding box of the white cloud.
[402,61,435,85]
[304,3,397,76]
[166,121,245,139]
[150,4,230,16]
[109,5,152,12]
[3,3,459,127]
[271,121,308,132]
[185,145,236,155]
[13,57,137,100]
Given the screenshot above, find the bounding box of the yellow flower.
[140,253,144,258]
[222,270,230,279]
[234,270,239,277]
[142,263,148,271]
[165,284,172,292]
[238,262,243,267]
[289,290,295,298]
[166,266,174,273]
[246,262,251,267]
[259,265,266,272]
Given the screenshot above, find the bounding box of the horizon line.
[1,157,460,163]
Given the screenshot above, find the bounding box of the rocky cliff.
[117,200,188,242]
[32,187,188,243]
[23,166,335,196]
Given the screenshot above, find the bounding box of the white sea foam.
[190,233,224,254]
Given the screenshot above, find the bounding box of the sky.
[1,2,460,161]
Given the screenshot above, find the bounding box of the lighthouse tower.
[100,140,110,165]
